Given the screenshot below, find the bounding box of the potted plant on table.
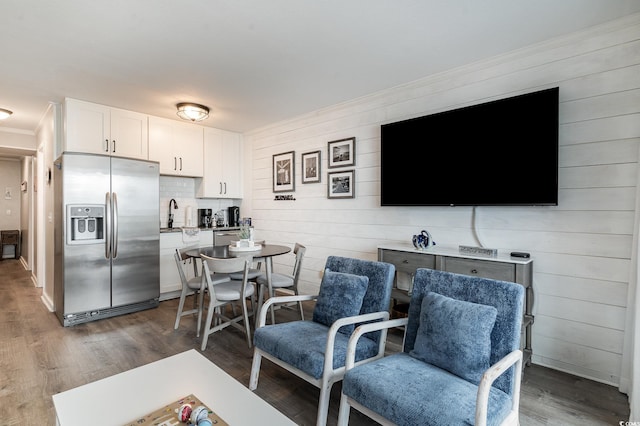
[236,224,252,247]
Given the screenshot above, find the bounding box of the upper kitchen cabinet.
[63,98,149,160]
[148,116,204,177]
[196,128,242,199]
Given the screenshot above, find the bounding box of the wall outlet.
[5,209,10,215]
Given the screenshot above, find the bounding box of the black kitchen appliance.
[228,206,240,227]
[198,208,213,228]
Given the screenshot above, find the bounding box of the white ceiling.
[1,0,639,137]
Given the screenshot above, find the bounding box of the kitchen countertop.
[160,226,241,234]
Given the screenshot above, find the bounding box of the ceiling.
[1,0,639,139]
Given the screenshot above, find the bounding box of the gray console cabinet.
[378,244,533,366]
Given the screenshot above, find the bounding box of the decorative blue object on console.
[412,229,435,249]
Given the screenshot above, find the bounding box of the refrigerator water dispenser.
[67,204,105,245]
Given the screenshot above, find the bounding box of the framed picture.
[301,150,321,183]
[273,151,295,192]
[328,170,355,199]
[328,137,355,168]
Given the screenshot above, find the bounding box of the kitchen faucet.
[168,198,178,228]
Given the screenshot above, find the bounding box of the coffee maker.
[228,206,240,227]
[198,208,213,228]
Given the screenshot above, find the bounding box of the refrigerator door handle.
[105,192,111,259]
[113,192,119,258]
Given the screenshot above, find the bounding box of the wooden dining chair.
[228,240,266,282]
[200,254,257,350]
[174,246,230,337]
[255,242,306,321]
[173,246,205,330]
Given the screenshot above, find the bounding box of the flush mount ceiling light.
[0,108,13,120]
[176,102,209,122]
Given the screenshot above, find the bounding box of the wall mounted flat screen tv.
[380,87,559,206]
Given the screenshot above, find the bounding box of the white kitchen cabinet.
[63,98,148,160]
[196,128,242,198]
[199,229,213,247]
[159,230,212,299]
[160,232,184,297]
[148,116,204,177]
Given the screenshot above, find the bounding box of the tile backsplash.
[159,176,239,228]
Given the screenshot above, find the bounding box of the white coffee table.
[52,349,295,425]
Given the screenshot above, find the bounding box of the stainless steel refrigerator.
[54,153,160,326]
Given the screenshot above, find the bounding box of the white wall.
[20,156,33,269]
[0,129,36,155]
[244,14,640,386]
[36,103,59,309]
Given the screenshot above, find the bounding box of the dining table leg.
[257,257,276,325]
[196,271,206,337]
[192,257,199,277]
[267,258,276,324]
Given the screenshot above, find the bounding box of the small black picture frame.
[301,150,321,184]
[328,170,355,199]
[273,151,295,192]
[328,137,355,168]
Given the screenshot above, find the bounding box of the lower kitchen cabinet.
[159,230,212,299]
[378,244,534,366]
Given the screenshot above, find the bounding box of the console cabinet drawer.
[440,257,515,282]
[378,249,435,274]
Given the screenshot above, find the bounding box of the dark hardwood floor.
[0,259,630,425]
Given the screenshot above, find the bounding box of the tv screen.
[380,87,559,206]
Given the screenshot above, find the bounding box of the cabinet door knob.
[104,139,109,152]
[402,259,409,264]
[112,140,116,152]
[470,269,478,274]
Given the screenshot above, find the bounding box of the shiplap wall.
[243,14,640,386]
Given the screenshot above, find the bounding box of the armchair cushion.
[312,269,369,335]
[253,321,379,379]
[410,291,497,384]
[342,352,512,426]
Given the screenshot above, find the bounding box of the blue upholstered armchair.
[338,268,525,426]
[249,256,395,426]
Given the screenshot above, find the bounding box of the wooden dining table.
[185,243,292,323]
